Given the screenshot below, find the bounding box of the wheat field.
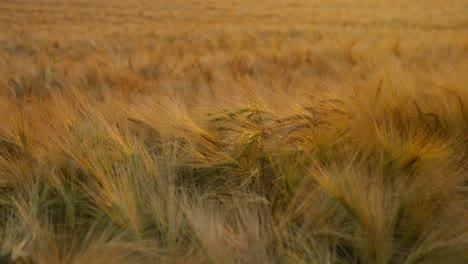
[0,0,467,263]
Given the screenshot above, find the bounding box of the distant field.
[0,1,467,263]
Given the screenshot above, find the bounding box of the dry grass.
[0,0,468,263]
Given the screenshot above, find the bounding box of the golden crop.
[0,0,467,263]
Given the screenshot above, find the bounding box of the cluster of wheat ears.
[0,0,467,263]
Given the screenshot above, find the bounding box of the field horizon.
[1,0,467,263]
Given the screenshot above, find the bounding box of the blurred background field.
[0,0,467,263]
